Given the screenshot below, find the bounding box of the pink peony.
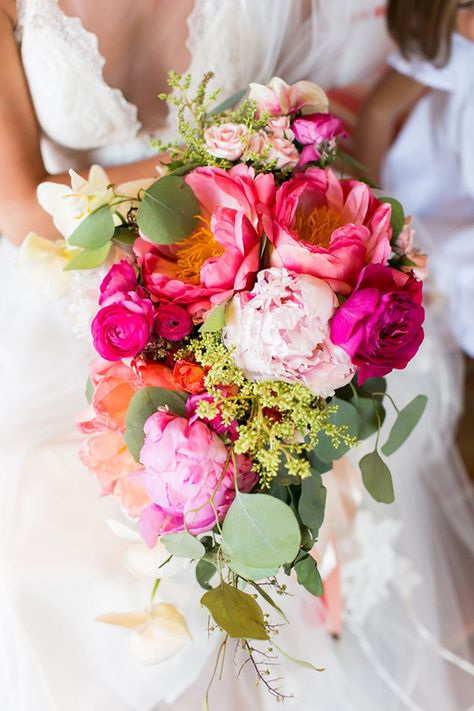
[292,113,347,167]
[269,168,392,294]
[330,264,425,383]
[223,268,355,398]
[138,410,257,544]
[99,259,137,305]
[135,165,275,316]
[91,290,154,361]
[249,77,328,117]
[204,122,248,161]
[154,303,193,341]
[186,390,239,441]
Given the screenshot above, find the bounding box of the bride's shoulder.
[0,0,16,26]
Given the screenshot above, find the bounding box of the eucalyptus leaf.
[380,196,405,241]
[295,555,323,596]
[124,387,188,461]
[68,205,115,249]
[195,559,217,591]
[136,175,200,244]
[226,559,279,582]
[169,162,201,176]
[201,582,268,640]
[305,449,332,474]
[162,531,205,559]
[381,395,427,456]
[313,398,359,463]
[209,88,247,115]
[359,450,395,503]
[113,226,137,245]
[63,242,112,271]
[200,303,227,332]
[222,493,301,570]
[351,396,385,440]
[298,472,327,536]
[273,642,324,672]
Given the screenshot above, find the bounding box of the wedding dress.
[1,1,473,710]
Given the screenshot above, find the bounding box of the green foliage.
[63,242,112,271]
[360,450,395,503]
[201,582,268,640]
[124,387,188,461]
[195,559,217,590]
[295,555,323,596]
[136,175,200,244]
[113,226,137,245]
[312,397,359,463]
[162,531,205,559]
[382,394,427,456]
[298,470,327,537]
[380,196,405,241]
[200,303,227,332]
[68,205,115,249]
[221,493,301,572]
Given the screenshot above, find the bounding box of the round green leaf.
[161,531,205,559]
[200,303,227,333]
[298,472,327,536]
[68,206,115,249]
[196,559,217,591]
[201,582,268,640]
[352,396,385,440]
[359,450,395,503]
[314,398,359,463]
[380,196,405,241]
[63,242,112,271]
[295,555,323,596]
[381,394,427,456]
[226,559,279,581]
[124,387,188,461]
[222,493,301,570]
[136,175,200,244]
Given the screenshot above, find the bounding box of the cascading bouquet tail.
[38,71,428,701]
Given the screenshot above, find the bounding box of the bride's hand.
[0,1,167,246]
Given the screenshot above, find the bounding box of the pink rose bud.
[154,303,193,341]
[91,291,154,361]
[99,259,137,305]
[204,123,249,161]
[267,136,299,169]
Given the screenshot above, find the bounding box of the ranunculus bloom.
[249,77,328,117]
[223,268,355,398]
[330,264,425,383]
[292,113,347,167]
[270,168,392,294]
[135,165,275,316]
[172,359,207,394]
[204,122,248,161]
[91,290,154,361]
[154,303,193,341]
[99,260,137,305]
[138,410,257,544]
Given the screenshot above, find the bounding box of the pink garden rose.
[135,165,275,316]
[138,410,257,545]
[267,116,294,140]
[292,113,347,167]
[99,259,137,305]
[223,268,355,398]
[204,122,248,161]
[154,303,193,341]
[269,168,392,294]
[266,136,299,169]
[330,264,425,383]
[249,77,328,117]
[91,290,154,361]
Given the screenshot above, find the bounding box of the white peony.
[223,267,355,398]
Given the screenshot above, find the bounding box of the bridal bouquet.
[36,73,428,700]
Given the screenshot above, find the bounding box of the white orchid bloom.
[18,232,78,298]
[105,518,187,579]
[97,603,191,666]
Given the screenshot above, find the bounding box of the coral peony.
[138,410,257,544]
[223,268,354,398]
[249,77,328,117]
[330,264,425,383]
[135,165,275,316]
[154,303,193,341]
[91,290,154,361]
[269,168,392,294]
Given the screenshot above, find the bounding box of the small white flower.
[18,232,77,298]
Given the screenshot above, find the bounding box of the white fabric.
[382,33,474,355]
[1,1,474,710]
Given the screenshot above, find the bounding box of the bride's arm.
[0,2,164,246]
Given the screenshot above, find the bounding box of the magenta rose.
[91,291,154,361]
[134,165,275,317]
[138,410,257,545]
[269,168,392,294]
[292,113,347,167]
[154,303,193,341]
[330,264,424,383]
[99,259,137,305]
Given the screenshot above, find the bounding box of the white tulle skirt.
[1,234,474,711]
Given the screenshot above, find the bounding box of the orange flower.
[172,359,207,394]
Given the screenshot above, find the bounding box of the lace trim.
[16,0,142,137]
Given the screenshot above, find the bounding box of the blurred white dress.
[1,2,474,710]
